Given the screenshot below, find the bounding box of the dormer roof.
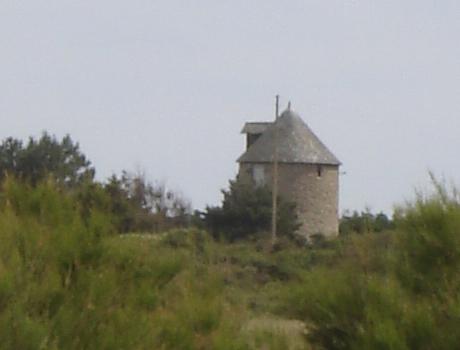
[241,122,273,134]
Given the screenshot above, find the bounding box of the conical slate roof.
[237,109,340,165]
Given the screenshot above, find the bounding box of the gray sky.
[1,0,459,214]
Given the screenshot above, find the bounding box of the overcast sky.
[1,1,459,214]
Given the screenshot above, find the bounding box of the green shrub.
[203,180,299,242]
[395,180,460,296]
[0,179,261,349]
[340,210,394,236]
[279,179,460,350]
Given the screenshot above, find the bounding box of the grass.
[0,178,307,349]
[1,177,460,349]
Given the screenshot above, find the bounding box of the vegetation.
[0,178,304,349]
[339,210,394,235]
[1,133,459,349]
[0,134,191,234]
[203,180,300,242]
[278,178,460,349]
[0,133,94,187]
[2,174,460,349]
[101,171,191,233]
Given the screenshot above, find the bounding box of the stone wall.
[238,162,339,238]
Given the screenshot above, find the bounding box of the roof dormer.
[241,122,272,150]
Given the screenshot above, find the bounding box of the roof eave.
[237,158,341,166]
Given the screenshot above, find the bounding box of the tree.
[203,180,299,241]
[339,209,394,235]
[0,132,94,187]
[103,171,192,233]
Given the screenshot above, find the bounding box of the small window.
[253,165,265,186]
[317,165,323,178]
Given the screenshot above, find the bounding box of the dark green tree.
[339,210,394,235]
[203,180,299,241]
[0,132,94,187]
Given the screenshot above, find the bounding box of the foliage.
[395,176,460,296]
[339,209,394,235]
[0,178,297,349]
[4,176,460,349]
[0,134,192,234]
[102,171,192,233]
[203,180,300,241]
[278,179,460,350]
[0,132,94,187]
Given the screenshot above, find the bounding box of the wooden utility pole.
[271,95,280,246]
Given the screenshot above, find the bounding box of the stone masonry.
[238,163,339,238]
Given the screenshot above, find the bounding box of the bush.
[279,179,460,350]
[203,180,299,242]
[339,210,394,235]
[0,178,269,349]
[395,177,460,296]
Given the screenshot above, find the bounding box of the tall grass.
[278,179,460,350]
[3,176,459,349]
[0,178,295,349]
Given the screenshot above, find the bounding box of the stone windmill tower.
[237,105,341,238]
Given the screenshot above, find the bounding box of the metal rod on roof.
[271,95,280,247]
